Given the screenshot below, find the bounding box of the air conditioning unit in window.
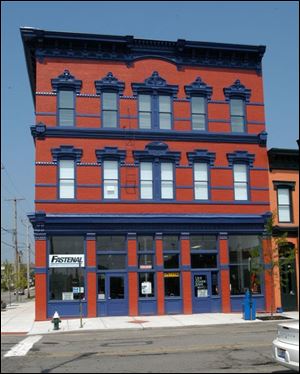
[107,186,116,193]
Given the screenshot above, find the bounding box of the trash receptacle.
[243,290,256,320]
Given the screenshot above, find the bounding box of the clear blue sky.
[1,1,299,262]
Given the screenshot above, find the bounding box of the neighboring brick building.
[21,28,272,321]
[268,148,299,312]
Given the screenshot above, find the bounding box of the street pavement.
[1,297,299,336]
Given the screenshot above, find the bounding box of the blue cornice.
[184,77,213,99]
[187,149,216,166]
[28,212,272,238]
[223,80,251,102]
[30,124,268,146]
[20,27,266,105]
[51,69,82,93]
[51,145,83,162]
[227,150,255,167]
[94,72,125,94]
[133,142,181,165]
[95,146,126,165]
[131,71,179,96]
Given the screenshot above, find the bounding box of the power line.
[1,240,15,248]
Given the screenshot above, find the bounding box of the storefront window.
[138,236,154,269]
[139,273,155,298]
[191,254,217,269]
[138,236,154,251]
[139,254,153,269]
[164,272,180,297]
[211,272,219,295]
[229,235,262,295]
[163,235,179,251]
[49,268,84,300]
[50,236,84,254]
[97,274,106,300]
[96,236,126,251]
[97,255,126,270]
[164,254,179,269]
[190,235,217,250]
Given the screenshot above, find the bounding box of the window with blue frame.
[102,92,118,128]
[103,160,119,199]
[138,235,155,299]
[194,162,209,200]
[59,160,75,199]
[233,164,248,200]
[191,96,207,131]
[140,161,174,200]
[229,235,262,295]
[58,90,75,126]
[96,236,127,270]
[230,99,245,133]
[138,94,172,130]
[51,70,82,127]
[163,235,180,297]
[190,235,218,269]
[277,187,293,223]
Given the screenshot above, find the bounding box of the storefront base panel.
[97,301,129,317]
[230,296,265,312]
[48,302,87,318]
[192,298,221,313]
[139,300,157,315]
[165,299,183,314]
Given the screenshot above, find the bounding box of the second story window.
[230,99,245,133]
[102,92,118,128]
[59,160,75,199]
[58,90,75,126]
[103,160,119,199]
[191,96,206,131]
[161,163,174,199]
[140,162,153,199]
[140,162,174,200]
[194,163,209,200]
[233,164,248,200]
[277,188,292,223]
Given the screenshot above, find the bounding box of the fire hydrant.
[51,311,61,330]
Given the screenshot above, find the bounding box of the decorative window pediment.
[184,77,213,99]
[51,145,83,163]
[273,181,295,191]
[51,70,82,93]
[133,142,181,165]
[95,147,126,165]
[95,72,125,94]
[132,71,179,96]
[227,150,255,168]
[187,149,216,166]
[223,79,251,102]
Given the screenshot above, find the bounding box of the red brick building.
[21,28,272,320]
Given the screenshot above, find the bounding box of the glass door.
[107,274,128,316]
[192,272,212,313]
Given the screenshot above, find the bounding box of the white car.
[272,321,299,371]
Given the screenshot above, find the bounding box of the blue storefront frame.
[97,272,128,316]
[192,271,221,313]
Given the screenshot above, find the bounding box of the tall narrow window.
[58,90,75,126]
[102,92,118,128]
[59,160,75,199]
[194,163,208,200]
[139,95,151,129]
[191,96,206,130]
[161,163,174,199]
[233,164,248,200]
[230,99,245,132]
[140,162,153,199]
[103,160,118,199]
[277,188,292,222]
[159,96,171,130]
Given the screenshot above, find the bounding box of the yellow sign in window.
[164,272,180,278]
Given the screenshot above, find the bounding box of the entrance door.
[97,273,128,316]
[192,272,211,313]
[279,244,297,311]
[107,274,128,316]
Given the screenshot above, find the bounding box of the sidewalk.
[1,300,299,336]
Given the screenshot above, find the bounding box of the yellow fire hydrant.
[51,311,61,330]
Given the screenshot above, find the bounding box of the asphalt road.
[1,288,35,305]
[1,322,295,373]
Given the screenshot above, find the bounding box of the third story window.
[233,164,248,200]
[103,160,119,199]
[194,163,209,200]
[277,188,292,222]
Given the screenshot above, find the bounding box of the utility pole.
[6,198,25,302]
[22,219,31,299]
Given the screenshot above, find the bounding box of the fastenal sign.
[49,255,85,268]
